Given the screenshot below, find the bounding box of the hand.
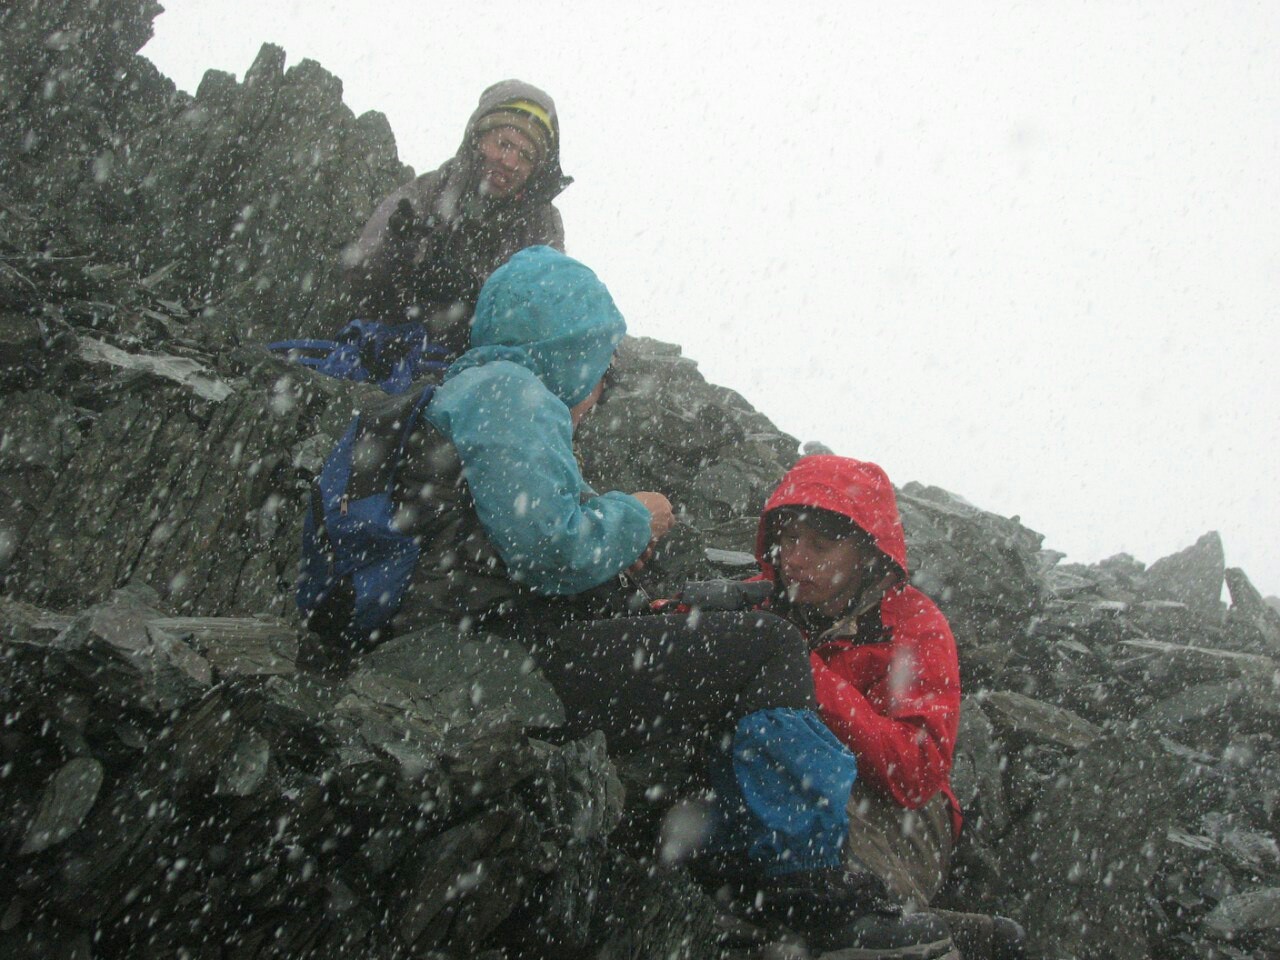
[627,546,655,578]
[631,491,675,544]
[387,198,418,243]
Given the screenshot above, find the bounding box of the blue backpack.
[296,383,438,648]
[268,319,450,395]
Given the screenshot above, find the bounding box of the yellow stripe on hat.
[502,99,554,140]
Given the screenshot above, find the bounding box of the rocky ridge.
[2,2,1278,958]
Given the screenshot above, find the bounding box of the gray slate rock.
[1144,530,1226,620]
[74,335,234,401]
[18,757,105,855]
[979,689,1103,751]
[1225,566,1280,656]
[52,592,214,711]
[1203,887,1280,939]
[1005,734,1179,960]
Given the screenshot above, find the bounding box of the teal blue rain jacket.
[423,246,653,595]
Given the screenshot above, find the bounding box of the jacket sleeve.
[343,172,441,316]
[426,363,652,595]
[810,594,961,808]
[541,204,565,252]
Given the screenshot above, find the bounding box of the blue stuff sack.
[708,708,859,877]
[268,319,449,394]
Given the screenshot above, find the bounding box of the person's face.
[775,518,876,617]
[476,126,539,198]
[569,377,606,429]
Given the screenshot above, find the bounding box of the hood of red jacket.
[756,455,908,581]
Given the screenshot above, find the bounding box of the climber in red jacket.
[753,454,962,907]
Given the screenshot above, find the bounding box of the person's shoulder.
[441,358,539,392]
[436,360,558,414]
[881,584,952,635]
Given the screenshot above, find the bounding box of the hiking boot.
[806,910,960,960]
[928,909,1027,960]
[710,891,810,960]
[754,867,896,926]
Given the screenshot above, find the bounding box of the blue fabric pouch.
[708,708,858,877]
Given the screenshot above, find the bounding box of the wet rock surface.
[2,2,1279,958]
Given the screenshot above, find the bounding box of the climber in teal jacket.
[425,244,654,593]
[390,245,673,629]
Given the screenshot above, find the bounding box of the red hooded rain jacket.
[755,456,963,836]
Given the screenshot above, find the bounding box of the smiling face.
[475,126,539,198]
[774,515,880,617]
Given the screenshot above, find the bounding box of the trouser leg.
[527,609,816,753]
[741,788,958,957]
[844,781,954,910]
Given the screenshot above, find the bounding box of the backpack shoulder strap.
[385,383,437,488]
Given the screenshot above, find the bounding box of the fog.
[143,1,1280,594]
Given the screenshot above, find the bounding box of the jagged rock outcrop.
[2,3,1278,959]
[1,0,408,349]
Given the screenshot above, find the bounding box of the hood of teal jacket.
[448,246,626,407]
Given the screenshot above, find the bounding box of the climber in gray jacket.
[343,79,570,358]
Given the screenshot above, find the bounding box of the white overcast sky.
[143,2,1280,596]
